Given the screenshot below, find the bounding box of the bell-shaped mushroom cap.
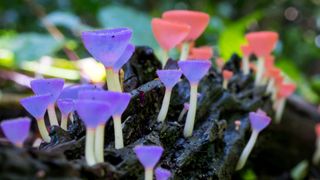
[188,46,213,60]
[222,70,233,80]
[151,18,190,51]
[184,103,190,110]
[156,69,182,88]
[57,98,74,116]
[1,117,31,145]
[155,167,172,180]
[245,31,278,57]
[113,44,135,72]
[264,55,275,70]
[215,58,224,69]
[20,94,52,119]
[249,110,271,133]
[277,83,296,99]
[74,100,112,128]
[162,10,210,41]
[30,78,64,103]
[78,90,131,116]
[315,123,320,137]
[81,28,132,67]
[59,84,101,100]
[240,45,253,57]
[274,74,284,88]
[178,60,211,84]
[134,145,164,169]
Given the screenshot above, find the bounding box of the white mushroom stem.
[145,168,153,180]
[183,83,198,137]
[266,78,275,95]
[275,98,286,124]
[36,118,51,143]
[255,56,265,86]
[106,68,121,92]
[223,79,229,90]
[236,130,259,171]
[242,56,250,75]
[16,142,23,148]
[95,124,105,163]
[313,137,320,165]
[113,115,124,149]
[157,88,172,122]
[178,107,188,122]
[60,114,68,131]
[112,71,122,92]
[180,42,190,61]
[161,50,169,68]
[48,104,59,126]
[86,128,96,166]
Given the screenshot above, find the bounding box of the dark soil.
[0,46,319,179]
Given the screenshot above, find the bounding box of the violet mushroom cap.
[59,84,102,100]
[178,60,211,84]
[20,94,53,119]
[157,69,182,89]
[113,44,135,72]
[155,167,171,180]
[57,98,74,116]
[30,78,64,103]
[74,100,112,129]
[134,145,164,169]
[249,110,271,133]
[0,117,31,145]
[81,28,132,67]
[79,90,131,116]
[184,103,190,110]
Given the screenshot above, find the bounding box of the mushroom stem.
[266,78,275,94]
[36,118,51,143]
[183,84,198,137]
[60,114,68,131]
[106,68,122,92]
[48,104,59,126]
[113,115,124,149]
[313,137,320,165]
[223,79,229,90]
[113,71,122,92]
[162,50,169,68]
[236,130,259,171]
[180,42,190,61]
[95,124,105,163]
[157,88,172,122]
[275,98,286,124]
[16,142,23,148]
[242,56,250,75]
[178,107,188,122]
[86,128,96,166]
[145,168,153,180]
[255,57,265,85]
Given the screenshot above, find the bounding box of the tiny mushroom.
[30,78,64,126]
[74,100,112,166]
[236,110,271,170]
[265,67,281,95]
[240,45,253,75]
[81,28,132,92]
[162,10,210,61]
[155,167,172,180]
[274,83,296,123]
[134,145,164,180]
[222,70,234,90]
[178,60,211,137]
[156,69,182,122]
[0,117,31,147]
[178,103,190,122]
[151,18,190,67]
[245,31,278,85]
[20,94,53,143]
[188,46,213,60]
[57,98,74,130]
[312,123,320,165]
[234,120,241,131]
[215,58,224,72]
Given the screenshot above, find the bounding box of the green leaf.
[98,5,157,49]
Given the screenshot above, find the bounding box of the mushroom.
[30,78,64,126]
[313,123,320,165]
[74,100,112,166]
[236,110,271,170]
[57,98,74,130]
[0,117,31,147]
[156,69,182,122]
[234,120,241,131]
[178,60,211,137]
[20,94,53,143]
[215,58,224,72]
[155,167,171,180]
[188,46,213,60]
[134,145,164,180]
[222,70,233,90]
[274,83,296,123]
[178,103,190,122]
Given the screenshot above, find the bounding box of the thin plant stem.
[48,104,59,126]
[95,124,105,163]
[183,84,198,137]
[236,130,259,170]
[36,118,51,143]
[113,115,124,149]
[157,88,172,122]
[86,128,96,166]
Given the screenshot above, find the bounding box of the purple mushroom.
[178,60,211,137]
[156,69,182,122]
[155,167,172,180]
[134,145,164,180]
[57,98,74,131]
[0,117,31,147]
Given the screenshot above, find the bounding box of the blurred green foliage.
[0,0,320,103]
